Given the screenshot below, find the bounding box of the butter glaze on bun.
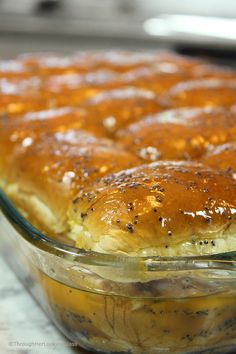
[69,161,236,256]
[1,50,236,257]
[1,129,139,234]
[202,142,236,175]
[161,79,236,108]
[117,107,236,161]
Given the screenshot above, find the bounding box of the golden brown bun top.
[119,66,190,95]
[3,128,139,230]
[191,64,236,80]
[17,51,205,76]
[1,50,236,256]
[0,60,32,80]
[202,142,236,174]
[1,65,180,118]
[5,127,140,193]
[0,70,120,117]
[117,107,236,161]
[161,79,236,108]
[70,161,236,255]
[18,51,159,75]
[79,87,161,135]
[1,52,233,118]
[0,87,161,142]
[0,107,78,166]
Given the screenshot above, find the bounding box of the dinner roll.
[2,129,139,234]
[1,50,236,259]
[117,107,236,161]
[202,142,236,175]
[69,161,236,256]
[161,79,236,108]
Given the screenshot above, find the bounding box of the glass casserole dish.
[1,50,236,354]
[0,190,235,354]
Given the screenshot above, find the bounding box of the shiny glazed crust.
[70,161,236,255]
[1,50,236,256]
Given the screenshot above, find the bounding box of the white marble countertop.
[0,256,89,354]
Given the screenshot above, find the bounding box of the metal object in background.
[144,15,236,47]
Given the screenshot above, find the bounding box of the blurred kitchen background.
[0,0,236,65]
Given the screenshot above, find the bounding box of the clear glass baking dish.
[0,189,235,354]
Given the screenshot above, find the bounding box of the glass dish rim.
[0,189,235,271]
